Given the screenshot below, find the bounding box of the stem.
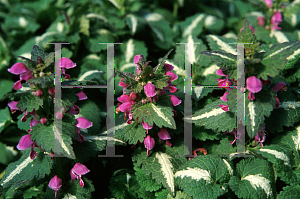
[172,2,178,20]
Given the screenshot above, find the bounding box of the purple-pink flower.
[271,11,282,30]
[8,62,33,90]
[246,76,262,100]
[166,71,178,82]
[257,16,265,27]
[220,92,229,102]
[169,95,181,106]
[119,78,130,93]
[8,101,20,114]
[76,90,87,100]
[67,105,80,115]
[16,134,37,159]
[144,135,155,156]
[265,0,272,8]
[272,82,287,92]
[70,163,90,187]
[158,128,172,147]
[144,82,156,98]
[254,124,266,147]
[142,120,153,134]
[216,69,233,90]
[219,104,229,112]
[164,63,174,72]
[76,117,93,129]
[134,55,142,75]
[60,57,76,79]
[117,94,135,117]
[49,175,62,199]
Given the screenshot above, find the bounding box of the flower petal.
[158,128,171,140]
[17,134,33,150]
[166,71,178,82]
[71,163,90,178]
[76,117,93,129]
[13,79,23,90]
[49,175,62,190]
[8,101,20,113]
[246,76,262,93]
[169,95,181,106]
[76,90,87,100]
[60,57,76,69]
[272,82,286,92]
[144,82,156,98]
[220,92,229,102]
[8,63,29,75]
[117,94,132,103]
[67,105,80,115]
[164,63,174,72]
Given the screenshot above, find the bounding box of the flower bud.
[40,117,48,124]
[48,87,55,95]
[36,89,43,97]
[55,111,63,119]
[39,72,44,77]
[142,99,146,104]
[130,92,139,101]
[153,96,159,102]
[36,56,43,65]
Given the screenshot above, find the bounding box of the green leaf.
[206,35,237,54]
[0,80,14,99]
[134,162,162,192]
[179,13,206,38]
[132,139,187,196]
[23,184,44,199]
[0,149,53,189]
[278,185,300,199]
[133,102,176,129]
[115,120,146,145]
[44,52,55,68]
[0,107,11,133]
[153,49,173,74]
[16,93,43,112]
[168,191,192,199]
[0,142,18,165]
[227,89,275,138]
[193,125,225,141]
[109,172,140,199]
[229,158,275,199]
[27,75,54,88]
[17,114,31,131]
[80,15,90,36]
[237,19,259,45]
[31,45,48,62]
[30,123,76,159]
[66,178,95,199]
[188,99,236,133]
[175,155,232,199]
[259,41,300,80]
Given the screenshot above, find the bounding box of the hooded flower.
[144,135,155,156]
[70,163,90,187]
[117,94,135,117]
[76,90,87,100]
[119,78,130,93]
[49,175,62,199]
[216,69,233,90]
[8,62,33,90]
[158,128,172,147]
[220,92,229,102]
[142,120,153,134]
[254,124,266,147]
[257,16,265,26]
[16,134,37,159]
[165,71,178,82]
[164,63,174,72]
[271,11,282,30]
[75,117,93,143]
[60,57,76,79]
[67,105,80,115]
[265,0,272,8]
[169,95,181,106]
[144,82,156,98]
[8,101,20,114]
[219,104,229,112]
[272,82,286,108]
[223,129,239,145]
[246,76,262,100]
[134,55,142,75]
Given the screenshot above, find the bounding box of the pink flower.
[67,105,80,115]
[76,117,93,129]
[144,135,155,156]
[40,117,47,125]
[134,55,142,75]
[48,87,55,95]
[240,25,255,34]
[30,119,41,128]
[257,16,265,26]
[144,82,156,98]
[166,71,178,82]
[224,129,238,145]
[49,175,62,199]
[70,163,90,187]
[164,63,174,72]
[130,92,139,101]
[16,134,37,159]
[265,0,272,8]
[272,82,287,92]
[271,11,282,30]
[219,104,229,112]
[142,120,153,134]
[8,101,20,114]
[76,90,87,100]
[246,76,262,100]
[117,94,135,117]
[60,57,76,78]
[35,89,43,97]
[220,92,229,102]
[254,124,266,147]
[158,128,172,147]
[119,78,130,93]
[216,72,233,90]
[169,95,181,106]
[274,96,280,108]
[8,62,33,90]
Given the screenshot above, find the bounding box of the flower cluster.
[116,55,181,156]
[257,0,283,30]
[49,163,90,198]
[7,57,92,159]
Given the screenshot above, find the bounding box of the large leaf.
[16,93,43,112]
[174,155,232,199]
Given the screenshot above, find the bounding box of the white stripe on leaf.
[259,148,290,165]
[175,167,212,183]
[156,152,175,193]
[242,174,272,198]
[183,14,205,37]
[208,35,237,55]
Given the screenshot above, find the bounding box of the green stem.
[172,2,178,20]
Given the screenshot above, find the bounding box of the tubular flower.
[220,92,229,102]
[119,78,130,93]
[166,71,178,82]
[117,94,135,118]
[16,134,37,159]
[8,62,33,90]
[67,105,80,115]
[164,63,174,72]
[59,57,76,79]
[246,76,262,101]
[70,163,90,187]
[257,16,265,26]
[144,135,155,156]
[158,128,172,147]
[134,55,142,75]
[219,104,229,112]
[49,175,62,199]
[142,120,153,134]
[169,95,181,106]
[271,11,282,30]
[216,69,233,90]
[265,0,272,8]
[254,124,267,147]
[144,82,156,98]
[75,117,93,143]
[223,129,238,145]
[8,101,20,114]
[272,82,286,108]
[76,90,87,100]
